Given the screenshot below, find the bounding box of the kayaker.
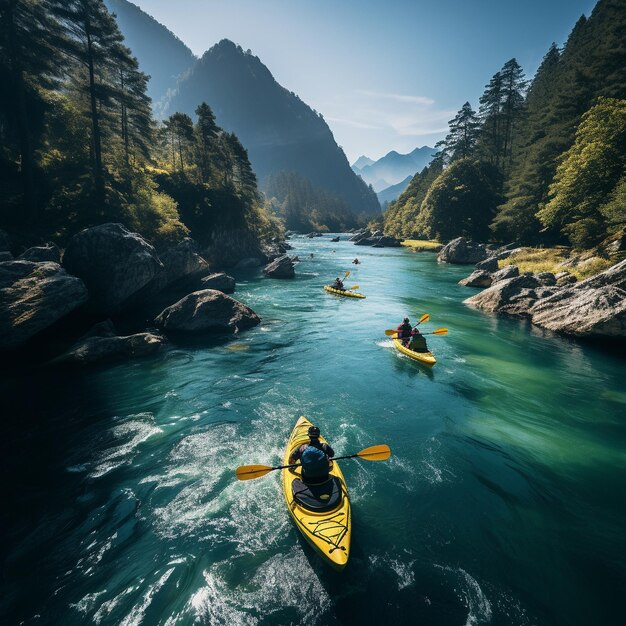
[332,277,345,290]
[352,258,360,265]
[409,327,429,353]
[289,426,335,485]
[397,318,412,346]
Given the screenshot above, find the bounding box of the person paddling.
[409,327,429,353]
[289,426,335,485]
[352,258,360,265]
[332,277,345,290]
[397,317,412,346]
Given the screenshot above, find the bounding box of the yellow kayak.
[324,285,365,298]
[281,416,351,570]
[392,336,437,367]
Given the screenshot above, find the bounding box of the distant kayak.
[282,416,351,570]
[324,285,366,299]
[392,336,437,367]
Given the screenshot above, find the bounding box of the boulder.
[330,236,340,242]
[200,272,236,293]
[18,242,61,263]
[464,274,542,317]
[234,257,263,270]
[492,264,519,283]
[437,237,488,264]
[155,289,260,333]
[56,320,165,364]
[350,230,371,243]
[63,223,163,314]
[530,259,626,338]
[535,271,556,286]
[263,255,295,278]
[0,261,88,350]
[0,251,13,261]
[475,257,499,272]
[459,270,492,288]
[154,238,209,290]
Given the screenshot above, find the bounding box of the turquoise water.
[2,236,625,625]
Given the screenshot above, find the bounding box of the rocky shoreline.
[0,223,295,367]
[440,237,626,339]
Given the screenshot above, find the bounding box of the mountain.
[377,175,413,207]
[356,146,435,188]
[352,155,375,171]
[104,0,196,110]
[160,40,379,216]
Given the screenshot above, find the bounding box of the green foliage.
[419,159,503,241]
[539,97,626,247]
[266,171,364,232]
[435,102,480,163]
[383,162,443,239]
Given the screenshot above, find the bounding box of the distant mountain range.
[352,146,435,191]
[376,175,413,207]
[105,0,380,217]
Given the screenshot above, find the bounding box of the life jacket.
[300,444,330,478]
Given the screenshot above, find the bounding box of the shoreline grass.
[502,247,613,280]
[401,239,443,251]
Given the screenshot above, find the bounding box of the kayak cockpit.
[291,477,343,512]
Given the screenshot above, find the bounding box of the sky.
[132,0,597,163]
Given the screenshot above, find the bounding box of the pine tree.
[194,102,221,184]
[478,71,504,166]
[434,102,480,163]
[0,0,65,217]
[163,112,194,171]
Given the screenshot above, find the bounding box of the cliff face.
[162,40,380,216]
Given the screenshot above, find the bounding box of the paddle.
[385,328,448,336]
[235,444,392,481]
[349,285,360,290]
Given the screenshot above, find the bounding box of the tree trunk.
[85,23,104,196]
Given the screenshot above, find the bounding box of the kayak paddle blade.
[418,313,430,324]
[357,444,391,461]
[431,328,448,335]
[235,464,274,480]
[384,329,398,336]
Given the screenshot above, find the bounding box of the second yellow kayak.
[392,336,437,367]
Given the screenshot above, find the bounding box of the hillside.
[104,0,196,109]
[162,40,380,216]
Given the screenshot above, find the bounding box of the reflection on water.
[2,235,625,626]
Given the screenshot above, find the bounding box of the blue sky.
[133,0,597,162]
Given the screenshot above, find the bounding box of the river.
[2,235,625,626]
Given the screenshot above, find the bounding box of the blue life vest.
[301,445,329,477]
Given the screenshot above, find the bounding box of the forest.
[0,0,282,253]
[384,0,625,249]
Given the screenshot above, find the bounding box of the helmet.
[403,317,410,323]
[308,426,320,439]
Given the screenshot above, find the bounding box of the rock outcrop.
[492,264,519,283]
[458,270,492,288]
[155,289,260,333]
[63,223,163,314]
[0,251,13,261]
[464,274,545,317]
[18,242,61,263]
[56,320,165,364]
[530,259,626,337]
[263,255,295,278]
[200,272,236,293]
[438,238,488,264]
[0,261,88,350]
[475,257,499,272]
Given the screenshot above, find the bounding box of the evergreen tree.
[163,112,194,171]
[538,97,626,247]
[0,0,65,217]
[418,159,502,241]
[478,71,504,166]
[194,102,220,184]
[434,102,480,163]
